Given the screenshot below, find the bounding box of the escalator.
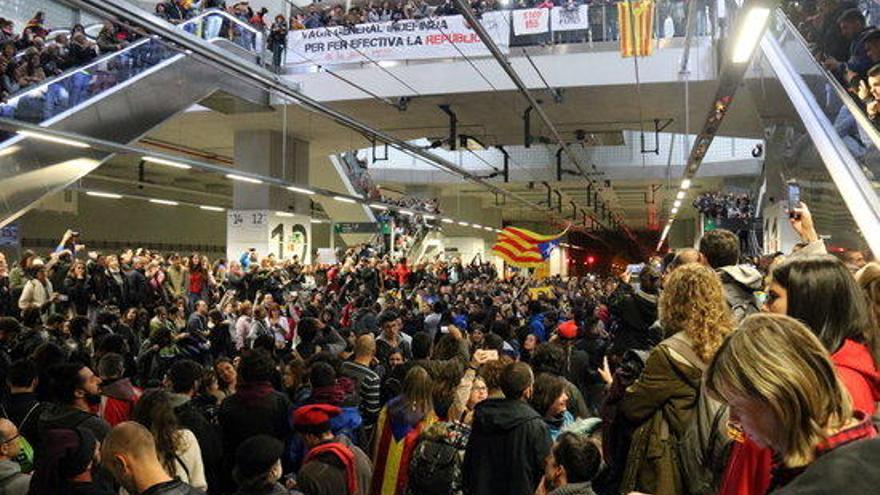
[743,5,880,254]
[0,10,268,227]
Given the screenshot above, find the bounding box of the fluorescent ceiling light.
[86,191,122,199]
[673,199,682,208]
[399,210,414,216]
[423,215,436,220]
[676,191,685,200]
[226,173,263,184]
[441,218,454,224]
[19,130,89,148]
[275,211,295,217]
[671,207,679,214]
[483,226,494,231]
[732,7,771,63]
[457,221,469,227]
[142,156,192,170]
[0,145,20,158]
[334,196,356,204]
[495,229,503,233]
[287,186,315,195]
[149,198,179,206]
[199,205,224,212]
[370,203,389,210]
[681,179,692,190]
[472,224,483,229]
[310,219,324,224]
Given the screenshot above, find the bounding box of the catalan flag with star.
[491,226,568,268]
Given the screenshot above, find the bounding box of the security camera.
[752,144,764,158]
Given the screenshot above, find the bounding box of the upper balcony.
[278,2,723,102]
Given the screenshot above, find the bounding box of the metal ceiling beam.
[451,0,635,243]
[60,0,554,220]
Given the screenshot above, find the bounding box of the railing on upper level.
[280,0,719,70]
[0,9,263,140]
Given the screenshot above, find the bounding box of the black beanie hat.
[235,434,284,479]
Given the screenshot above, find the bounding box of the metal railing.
[0,9,263,139]
[283,0,718,69]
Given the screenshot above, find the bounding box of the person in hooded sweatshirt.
[718,254,880,495]
[0,419,29,495]
[463,361,552,495]
[698,229,763,323]
[96,353,141,427]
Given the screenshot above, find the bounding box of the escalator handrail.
[760,12,880,254]
[4,9,263,107]
[770,8,880,158]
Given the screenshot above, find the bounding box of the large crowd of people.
[0,12,138,102]
[692,192,753,220]
[781,1,880,162]
[0,200,873,495]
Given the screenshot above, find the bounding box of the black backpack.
[406,423,467,495]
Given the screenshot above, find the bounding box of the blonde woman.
[618,264,734,495]
[706,313,879,494]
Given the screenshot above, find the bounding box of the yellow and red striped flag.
[491,226,568,268]
[618,0,655,58]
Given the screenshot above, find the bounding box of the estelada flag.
[491,226,567,268]
[618,0,655,58]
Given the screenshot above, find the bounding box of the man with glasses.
[0,418,29,494]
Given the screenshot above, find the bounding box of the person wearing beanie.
[29,426,111,495]
[294,404,372,495]
[233,435,288,495]
[554,321,593,416]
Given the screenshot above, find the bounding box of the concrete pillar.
[232,130,310,214]
[227,130,313,263]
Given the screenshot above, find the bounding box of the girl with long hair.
[720,254,880,495]
[707,314,878,494]
[370,366,436,495]
[131,389,207,492]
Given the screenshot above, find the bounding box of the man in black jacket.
[102,422,203,495]
[37,363,109,448]
[219,351,291,490]
[463,361,552,495]
[166,360,222,495]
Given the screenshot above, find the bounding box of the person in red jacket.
[718,255,880,495]
[97,353,142,427]
[707,313,878,495]
[394,257,411,289]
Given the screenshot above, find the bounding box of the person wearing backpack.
[406,421,469,495]
[294,404,372,495]
[698,229,763,324]
[617,265,734,495]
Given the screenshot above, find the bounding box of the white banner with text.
[512,8,550,36]
[550,5,589,32]
[286,12,510,65]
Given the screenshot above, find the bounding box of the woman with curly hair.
[132,389,207,492]
[618,264,734,495]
